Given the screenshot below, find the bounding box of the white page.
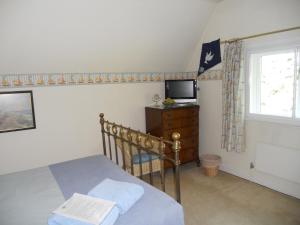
[53,193,115,225]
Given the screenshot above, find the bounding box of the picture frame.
[0,90,36,133]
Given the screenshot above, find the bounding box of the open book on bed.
[53,193,115,225]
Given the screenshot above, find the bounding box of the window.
[247,44,300,122]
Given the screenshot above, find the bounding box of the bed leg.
[172,132,181,203]
[100,113,107,156]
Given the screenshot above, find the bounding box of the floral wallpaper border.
[0,70,222,88]
[198,69,223,81]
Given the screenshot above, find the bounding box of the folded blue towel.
[132,153,159,164]
[48,205,119,225]
[88,178,144,214]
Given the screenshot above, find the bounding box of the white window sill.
[246,113,300,127]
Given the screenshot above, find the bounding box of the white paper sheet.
[53,193,115,225]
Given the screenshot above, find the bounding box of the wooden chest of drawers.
[145,105,199,167]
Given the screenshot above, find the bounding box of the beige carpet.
[154,163,300,225]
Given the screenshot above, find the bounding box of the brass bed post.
[136,132,144,180]
[145,134,154,185]
[159,137,166,192]
[111,124,119,165]
[99,113,107,156]
[127,128,134,176]
[148,152,154,185]
[119,127,127,171]
[172,132,181,203]
[106,123,113,160]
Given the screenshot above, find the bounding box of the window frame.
[245,39,300,126]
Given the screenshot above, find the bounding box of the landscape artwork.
[0,91,36,133]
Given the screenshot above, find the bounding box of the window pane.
[259,51,294,117]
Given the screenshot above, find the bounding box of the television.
[165,79,197,103]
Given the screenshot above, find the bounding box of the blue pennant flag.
[198,39,221,76]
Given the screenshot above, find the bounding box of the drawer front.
[162,107,198,120]
[164,136,198,153]
[163,126,198,140]
[163,117,198,129]
[164,149,197,168]
[181,148,198,163]
[180,136,198,149]
[163,151,194,164]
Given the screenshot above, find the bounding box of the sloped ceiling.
[0,0,218,73]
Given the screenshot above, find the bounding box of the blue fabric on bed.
[88,178,144,214]
[132,153,159,164]
[49,155,184,225]
[48,206,119,225]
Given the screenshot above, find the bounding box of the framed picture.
[0,90,36,133]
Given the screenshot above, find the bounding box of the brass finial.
[99,113,105,125]
[172,132,180,141]
[172,132,181,160]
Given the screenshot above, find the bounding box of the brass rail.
[221,26,300,44]
[99,113,181,203]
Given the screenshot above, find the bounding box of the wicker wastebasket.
[200,154,221,177]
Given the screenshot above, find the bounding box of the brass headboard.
[99,113,181,203]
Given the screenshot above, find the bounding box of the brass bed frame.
[99,113,181,203]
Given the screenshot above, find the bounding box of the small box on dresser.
[145,105,200,168]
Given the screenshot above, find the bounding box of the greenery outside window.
[247,42,300,124]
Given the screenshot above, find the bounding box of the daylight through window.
[248,45,300,120]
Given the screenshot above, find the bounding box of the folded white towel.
[88,178,144,214]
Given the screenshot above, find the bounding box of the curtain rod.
[220,26,300,44]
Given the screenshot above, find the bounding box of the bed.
[0,114,184,225]
[0,155,184,225]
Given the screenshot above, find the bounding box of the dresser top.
[146,103,199,110]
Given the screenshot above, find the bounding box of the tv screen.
[165,79,197,102]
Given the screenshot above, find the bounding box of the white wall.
[0,0,218,73]
[190,0,300,198]
[0,0,221,174]
[0,83,163,175]
[187,0,300,70]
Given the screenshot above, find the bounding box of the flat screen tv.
[165,79,197,103]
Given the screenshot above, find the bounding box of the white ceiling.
[0,0,219,73]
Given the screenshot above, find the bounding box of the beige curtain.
[221,41,245,152]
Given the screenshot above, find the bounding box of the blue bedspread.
[49,155,184,225]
